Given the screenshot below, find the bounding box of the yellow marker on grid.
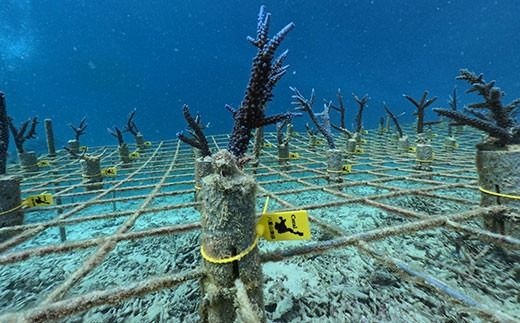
[355,148,364,154]
[341,164,352,174]
[409,146,417,153]
[144,141,152,147]
[129,151,140,159]
[23,193,54,208]
[257,197,311,241]
[37,160,52,167]
[263,142,273,148]
[101,167,117,177]
[289,152,300,160]
[79,146,88,152]
[362,130,369,135]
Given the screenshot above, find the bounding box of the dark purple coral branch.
[0,92,9,174]
[124,110,139,136]
[8,116,38,154]
[177,104,211,157]
[353,93,369,133]
[227,5,295,158]
[70,117,87,141]
[383,103,403,138]
[434,69,520,145]
[108,127,125,146]
[404,91,437,134]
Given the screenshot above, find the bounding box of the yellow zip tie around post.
[0,204,25,217]
[200,197,269,264]
[479,187,520,200]
[81,173,102,179]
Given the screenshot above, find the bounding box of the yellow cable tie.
[0,203,25,217]
[194,184,202,191]
[479,187,520,200]
[200,197,269,264]
[415,159,433,163]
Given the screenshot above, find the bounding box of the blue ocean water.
[1,0,519,151]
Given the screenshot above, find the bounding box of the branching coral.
[383,103,403,138]
[276,119,292,146]
[107,127,125,146]
[8,116,38,154]
[226,5,297,158]
[329,89,346,129]
[291,87,336,149]
[353,93,369,133]
[70,117,87,141]
[177,105,211,157]
[434,69,520,146]
[124,110,140,137]
[404,91,437,134]
[0,92,9,174]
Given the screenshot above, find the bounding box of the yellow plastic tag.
[362,130,369,135]
[79,146,88,152]
[101,167,117,177]
[409,146,417,153]
[341,164,352,174]
[354,148,364,154]
[23,193,54,208]
[37,160,52,167]
[292,131,300,137]
[360,139,367,144]
[258,210,311,241]
[263,143,273,148]
[144,141,152,147]
[316,140,325,145]
[129,151,140,159]
[289,152,300,160]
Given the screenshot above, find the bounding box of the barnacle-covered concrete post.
[195,156,212,209]
[199,150,264,322]
[0,175,23,242]
[477,143,520,237]
[18,151,39,173]
[44,118,57,157]
[327,149,343,184]
[80,155,103,191]
[0,93,24,242]
[346,138,357,154]
[444,136,457,152]
[108,127,132,167]
[67,139,80,155]
[398,135,410,154]
[434,69,520,237]
[415,135,433,171]
[125,110,148,151]
[276,120,291,169]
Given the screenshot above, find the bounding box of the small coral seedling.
[8,116,38,154]
[70,117,87,141]
[353,93,369,134]
[404,91,438,134]
[177,105,211,157]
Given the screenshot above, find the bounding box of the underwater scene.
[1,1,520,322]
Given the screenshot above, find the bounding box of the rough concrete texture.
[477,144,520,238]
[327,149,343,184]
[0,175,23,242]
[18,152,39,173]
[118,144,132,167]
[199,150,265,323]
[80,156,103,191]
[67,140,80,155]
[398,136,410,154]
[44,119,57,157]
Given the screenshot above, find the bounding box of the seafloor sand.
[1,126,519,322]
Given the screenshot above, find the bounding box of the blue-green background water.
[1,0,519,150]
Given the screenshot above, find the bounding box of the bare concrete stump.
[67,139,80,155]
[477,144,520,238]
[277,143,289,170]
[118,144,132,168]
[135,133,146,151]
[415,143,433,171]
[444,136,457,152]
[80,156,103,191]
[346,138,357,154]
[398,136,410,154]
[194,156,212,211]
[353,132,362,145]
[327,149,343,184]
[18,151,39,173]
[0,175,23,242]
[44,118,57,157]
[455,125,465,135]
[199,150,265,323]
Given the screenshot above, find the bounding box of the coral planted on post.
[434,69,520,146]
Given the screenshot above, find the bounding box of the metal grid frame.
[0,125,519,322]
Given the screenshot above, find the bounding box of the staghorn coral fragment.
[404,91,437,134]
[70,117,87,141]
[177,105,211,157]
[8,116,38,154]
[434,69,520,145]
[383,103,403,138]
[291,87,336,149]
[107,127,125,146]
[227,5,296,158]
[353,93,369,133]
